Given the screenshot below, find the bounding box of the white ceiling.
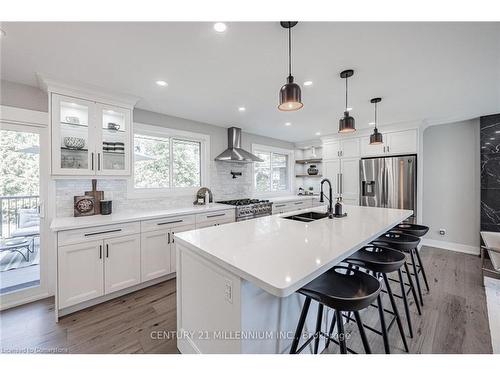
[1,22,499,142]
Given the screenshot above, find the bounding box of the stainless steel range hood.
[214,127,264,163]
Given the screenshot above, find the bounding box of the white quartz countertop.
[175,205,412,298]
[50,203,233,232]
[263,195,318,203]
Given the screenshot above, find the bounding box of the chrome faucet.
[320,178,334,219]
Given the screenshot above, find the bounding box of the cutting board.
[85,179,104,215]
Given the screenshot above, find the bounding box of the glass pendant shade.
[278,75,303,111]
[370,128,383,144]
[339,111,356,133]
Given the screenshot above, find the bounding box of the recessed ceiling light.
[156,80,168,87]
[238,107,246,112]
[346,107,353,111]
[303,81,313,86]
[284,122,292,126]
[213,23,227,33]
[315,132,321,136]
[368,122,376,125]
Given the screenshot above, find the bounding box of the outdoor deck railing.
[0,195,40,238]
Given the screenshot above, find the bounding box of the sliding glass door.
[0,120,49,307]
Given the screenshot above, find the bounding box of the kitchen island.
[174,204,412,354]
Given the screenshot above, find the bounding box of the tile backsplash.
[55,161,253,217]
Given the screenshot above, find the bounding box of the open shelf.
[295,158,322,164]
[296,174,323,178]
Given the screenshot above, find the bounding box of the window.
[253,145,293,194]
[130,123,209,197]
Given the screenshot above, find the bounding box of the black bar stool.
[290,266,381,354]
[373,231,424,306]
[392,223,430,292]
[344,245,415,353]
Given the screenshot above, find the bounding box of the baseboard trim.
[421,238,479,255]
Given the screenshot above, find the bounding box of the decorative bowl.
[107,122,120,131]
[307,164,319,175]
[63,137,85,149]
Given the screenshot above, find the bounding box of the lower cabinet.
[272,199,314,214]
[58,234,141,308]
[58,240,104,309]
[104,234,141,294]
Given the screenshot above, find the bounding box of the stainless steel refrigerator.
[360,155,417,217]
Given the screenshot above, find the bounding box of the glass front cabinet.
[51,93,132,176]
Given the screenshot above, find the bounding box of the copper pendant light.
[369,97,383,145]
[278,21,303,111]
[338,69,355,133]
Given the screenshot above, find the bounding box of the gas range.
[217,198,273,221]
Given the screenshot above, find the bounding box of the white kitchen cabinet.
[272,199,313,214]
[385,129,418,155]
[322,141,340,160]
[50,93,132,176]
[360,129,418,157]
[58,240,104,309]
[339,138,360,158]
[141,229,171,282]
[170,223,196,272]
[196,218,234,228]
[323,159,340,191]
[104,234,141,294]
[339,157,360,203]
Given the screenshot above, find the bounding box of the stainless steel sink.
[283,211,330,222]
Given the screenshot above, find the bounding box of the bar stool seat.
[392,223,429,237]
[290,266,381,354]
[346,245,405,274]
[374,232,421,252]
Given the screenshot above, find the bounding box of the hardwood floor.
[0,247,493,354]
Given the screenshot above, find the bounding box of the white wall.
[0,80,48,112]
[422,119,480,252]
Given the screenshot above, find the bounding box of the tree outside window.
[254,150,289,193]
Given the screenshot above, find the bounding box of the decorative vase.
[307,164,319,175]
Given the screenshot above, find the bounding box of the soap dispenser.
[334,197,343,216]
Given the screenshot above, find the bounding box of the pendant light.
[369,97,383,145]
[278,21,303,111]
[338,69,355,133]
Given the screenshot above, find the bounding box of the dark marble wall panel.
[480,113,500,231]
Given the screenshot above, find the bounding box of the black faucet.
[320,178,334,219]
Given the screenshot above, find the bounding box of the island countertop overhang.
[174,205,413,297]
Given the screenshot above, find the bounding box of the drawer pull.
[106,244,109,258]
[275,204,286,208]
[206,213,226,218]
[99,245,102,259]
[157,219,183,226]
[168,232,171,244]
[294,202,304,205]
[84,229,122,237]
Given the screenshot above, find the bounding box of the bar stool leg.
[290,297,311,354]
[377,294,390,354]
[354,311,371,354]
[313,303,324,354]
[324,310,336,350]
[398,268,413,338]
[409,248,424,306]
[383,274,409,353]
[404,261,422,315]
[414,248,430,292]
[336,309,347,354]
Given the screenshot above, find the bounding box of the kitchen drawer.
[196,218,234,229]
[195,209,235,224]
[141,214,195,233]
[58,221,140,246]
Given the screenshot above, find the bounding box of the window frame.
[252,143,295,196]
[127,122,210,198]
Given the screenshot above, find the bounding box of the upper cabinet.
[42,77,139,177]
[323,138,360,160]
[360,129,418,157]
[51,94,132,176]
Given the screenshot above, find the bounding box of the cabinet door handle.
[99,245,102,259]
[167,232,171,244]
[294,201,303,205]
[91,153,94,170]
[98,153,101,171]
[157,219,183,226]
[106,244,109,258]
[172,232,175,243]
[383,146,386,153]
[207,213,225,218]
[387,146,390,153]
[84,229,122,236]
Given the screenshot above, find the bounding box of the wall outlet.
[439,228,446,236]
[224,279,233,304]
